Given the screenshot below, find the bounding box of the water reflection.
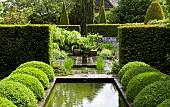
[45,83,126,107]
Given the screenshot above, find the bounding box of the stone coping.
[113,75,132,107]
[38,77,56,107]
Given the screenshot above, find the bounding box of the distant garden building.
[95,0,118,12]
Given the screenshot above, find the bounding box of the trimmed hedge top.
[133,80,170,107]
[17,61,54,82]
[121,66,159,88]
[56,25,80,32]
[11,67,49,89]
[157,98,170,107]
[0,81,37,107]
[3,74,45,100]
[86,24,122,37]
[118,61,150,79]
[0,97,17,107]
[126,72,170,101]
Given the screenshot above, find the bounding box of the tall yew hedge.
[0,25,54,78]
[118,25,170,72]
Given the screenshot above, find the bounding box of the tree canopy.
[2,0,75,24]
[107,0,153,24]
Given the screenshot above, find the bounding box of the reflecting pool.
[45,83,127,107]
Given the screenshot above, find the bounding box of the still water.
[45,83,127,107]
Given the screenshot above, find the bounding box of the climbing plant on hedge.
[126,72,170,102]
[17,61,54,82]
[11,67,49,89]
[133,80,170,107]
[0,97,16,107]
[121,66,160,88]
[118,61,150,79]
[3,74,45,100]
[144,1,165,24]
[0,81,37,107]
[59,2,70,25]
[157,98,170,107]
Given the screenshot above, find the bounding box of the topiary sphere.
[0,81,37,107]
[11,67,49,89]
[121,66,159,88]
[0,97,17,107]
[126,72,170,102]
[133,80,170,107]
[17,61,54,82]
[3,74,45,100]
[157,98,170,107]
[118,61,150,79]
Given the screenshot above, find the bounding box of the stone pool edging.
[38,75,132,107]
[113,75,132,107]
[38,77,56,107]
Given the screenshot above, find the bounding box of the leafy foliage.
[99,49,112,59]
[144,1,165,24]
[111,59,121,74]
[96,57,104,70]
[157,98,170,107]
[11,67,49,89]
[133,80,170,107]
[53,63,70,76]
[53,27,82,52]
[17,61,54,82]
[53,50,68,60]
[3,74,45,100]
[0,97,17,107]
[126,72,170,102]
[3,6,32,24]
[148,19,170,24]
[53,27,100,53]
[64,58,74,70]
[0,81,37,107]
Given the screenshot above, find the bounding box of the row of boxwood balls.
[118,61,170,107]
[0,61,55,107]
